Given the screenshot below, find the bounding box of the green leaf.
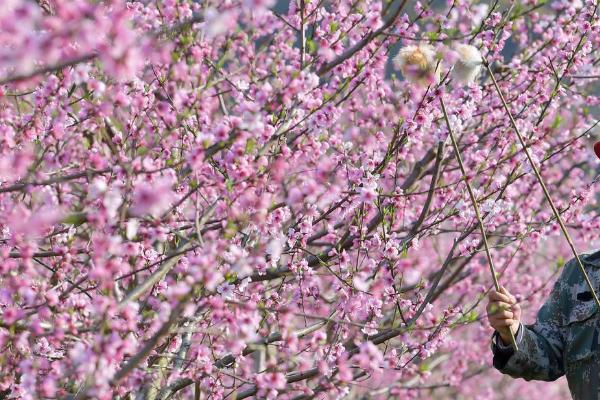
[419,361,431,371]
[510,3,524,19]
[216,47,229,69]
[82,136,91,150]
[401,244,408,258]
[245,138,256,154]
[62,212,87,226]
[456,310,479,325]
[224,220,238,239]
[226,179,234,192]
[555,256,565,270]
[443,28,459,38]
[427,31,439,41]
[137,146,149,156]
[225,271,238,283]
[306,39,317,54]
[166,156,177,167]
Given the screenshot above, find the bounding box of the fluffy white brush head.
[451,43,483,85]
[393,44,441,87]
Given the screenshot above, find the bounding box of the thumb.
[500,286,516,303]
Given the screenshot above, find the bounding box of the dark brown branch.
[316,0,408,75]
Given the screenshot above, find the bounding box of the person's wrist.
[498,323,519,345]
[499,331,511,345]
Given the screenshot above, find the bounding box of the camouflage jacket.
[492,250,600,400]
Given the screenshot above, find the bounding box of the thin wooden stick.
[440,96,519,351]
[484,62,600,311]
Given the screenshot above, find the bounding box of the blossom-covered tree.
[1,0,599,398]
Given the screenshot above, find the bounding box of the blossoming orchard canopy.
[0,0,599,399]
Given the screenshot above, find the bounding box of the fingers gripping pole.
[440,96,519,351]
[484,62,600,312]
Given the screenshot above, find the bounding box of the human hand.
[486,286,521,345]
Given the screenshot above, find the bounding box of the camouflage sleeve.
[491,271,566,381]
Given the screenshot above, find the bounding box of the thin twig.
[118,240,195,307]
[316,0,408,75]
[0,14,204,85]
[485,61,600,311]
[440,95,518,351]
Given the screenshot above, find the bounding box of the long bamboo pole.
[440,96,519,351]
[484,62,600,311]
